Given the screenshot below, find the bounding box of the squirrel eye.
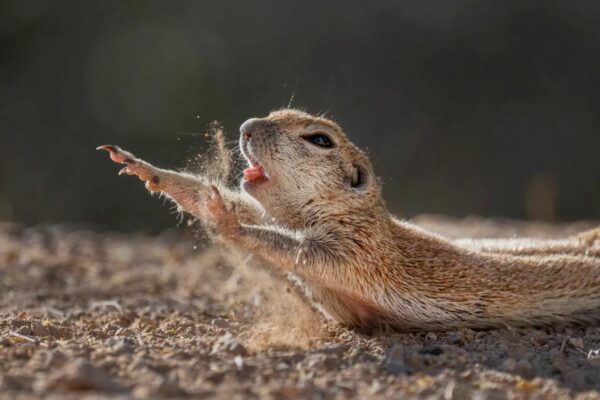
[303,133,333,148]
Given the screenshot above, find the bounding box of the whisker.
[287,77,300,109]
[317,75,335,116]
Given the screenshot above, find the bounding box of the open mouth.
[243,161,267,182]
[241,144,268,183]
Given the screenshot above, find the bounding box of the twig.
[559,337,567,353]
[90,300,123,313]
[44,306,65,318]
[8,330,39,343]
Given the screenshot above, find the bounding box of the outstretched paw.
[97,145,163,192]
[205,185,240,239]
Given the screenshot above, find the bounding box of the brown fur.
[98,110,600,331]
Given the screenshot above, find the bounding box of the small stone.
[418,345,444,356]
[404,353,426,371]
[385,344,409,375]
[44,350,68,368]
[306,353,338,371]
[111,337,135,355]
[276,362,291,371]
[448,331,464,345]
[563,369,590,391]
[425,332,437,342]
[210,318,231,330]
[205,371,225,384]
[530,334,549,347]
[226,340,247,356]
[550,352,570,374]
[484,388,510,400]
[153,375,187,397]
[272,384,318,399]
[211,333,247,356]
[15,325,33,336]
[0,375,31,391]
[41,359,125,393]
[315,344,348,356]
[501,358,533,379]
[568,337,584,349]
[127,352,149,372]
[115,328,135,337]
[233,355,244,371]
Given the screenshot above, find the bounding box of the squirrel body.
[98,110,600,331]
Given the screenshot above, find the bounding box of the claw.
[96,144,136,164]
[96,144,116,152]
[98,144,161,190]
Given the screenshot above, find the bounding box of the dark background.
[1,1,599,232]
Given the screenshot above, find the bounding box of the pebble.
[307,353,339,371]
[0,375,31,391]
[501,358,534,379]
[41,359,126,393]
[271,384,320,399]
[448,331,464,345]
[315,344,348,356]
[211,318,231,330]
[211,333,247,356]
[152,374,187,397]
[43,350,68,368]
[568,337,584,350]
[385,345,410,375]
[110,337,136,355]
[419,345,444,356]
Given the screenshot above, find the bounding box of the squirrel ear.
[350,163,369,189]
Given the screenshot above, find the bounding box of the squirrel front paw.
[205,185,241,239]
[97,145,163,192]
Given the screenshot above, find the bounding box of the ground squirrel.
[98,109,600,331]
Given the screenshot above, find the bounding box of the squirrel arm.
[204,186,344,281]
[234,225,339,274]
[97,145,263,225]
[154,169,262,225]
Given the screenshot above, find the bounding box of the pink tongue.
[243,165,265,182]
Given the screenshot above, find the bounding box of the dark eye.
[303,133,333,148]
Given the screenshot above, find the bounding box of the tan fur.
[98,110,600,331]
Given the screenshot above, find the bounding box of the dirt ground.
[1,216,600,400]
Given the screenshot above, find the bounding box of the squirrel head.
[238,109,383,228]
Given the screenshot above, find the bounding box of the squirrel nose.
[240,118,260,140]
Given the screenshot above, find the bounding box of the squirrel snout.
[240,118,261,140]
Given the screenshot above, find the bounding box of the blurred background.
[0,1,598,232]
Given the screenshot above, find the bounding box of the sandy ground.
[1,217,600,400]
